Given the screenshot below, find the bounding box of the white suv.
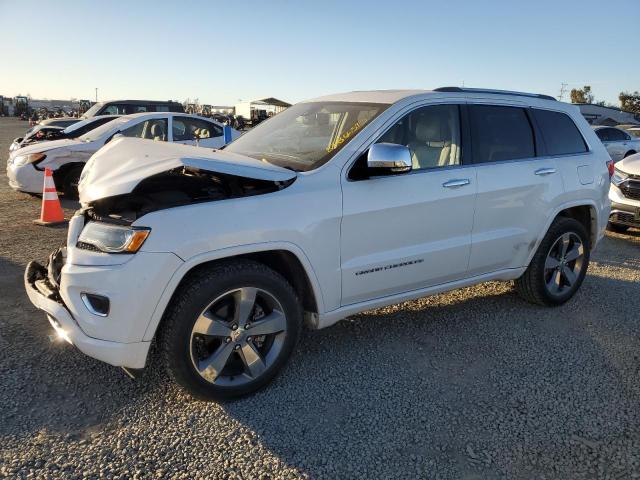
[25,88,612,400]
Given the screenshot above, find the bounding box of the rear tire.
[515,217,590,306]
[607,222,629,233]
[624,151,636,158]
[158,260,302,401]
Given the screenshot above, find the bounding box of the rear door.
[467,103,564,275]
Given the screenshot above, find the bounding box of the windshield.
[225,102,388,171]
[78,117,130,142]
[81,102,104,119]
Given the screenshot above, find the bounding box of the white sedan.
[593,126,640,162]
[7,112,239,196]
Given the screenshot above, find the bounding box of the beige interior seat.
[151,123,165,141]
[408,116,452,169]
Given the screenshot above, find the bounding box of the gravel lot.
[1,116,639,479]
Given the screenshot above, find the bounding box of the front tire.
[158,260,302,401]
[61,166,83,199]
[515,217,590,306]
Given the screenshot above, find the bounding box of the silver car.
[593,126,640,162]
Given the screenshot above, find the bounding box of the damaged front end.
[86,166,295,224]
[78,138,298,223]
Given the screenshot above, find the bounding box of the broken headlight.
[77,222,150,253]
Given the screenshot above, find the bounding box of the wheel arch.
[143,243,324,342]
[52,161,85,190]
[526,201,599,267]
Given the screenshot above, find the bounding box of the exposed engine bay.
[85,166,295,225]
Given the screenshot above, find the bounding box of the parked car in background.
[28,100,186,137]
[608,152,640,232]
[25,88,611,401]
[593,126,640,161]
[9,115,120,152]
[7,112,237,197]
[31,117,82,129]
[15,118,86,150]
[80,99,184,119]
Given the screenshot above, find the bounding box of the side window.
[532,109,588,155]
[155,105,170,112]
[173,117,223,141]
[101,105,119,115]
[375,104,461,170]
[608,128,627,141]
[126,105,149,114]
[121,118,168,141]
[595,129,609,142]
[469,105,535,162]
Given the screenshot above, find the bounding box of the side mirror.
[367,143,412,173]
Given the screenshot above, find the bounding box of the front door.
[340,104,477,305]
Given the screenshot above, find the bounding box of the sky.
[0,0,637,107]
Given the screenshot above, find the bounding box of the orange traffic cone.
[34,169,66,226]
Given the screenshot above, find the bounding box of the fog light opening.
[81,293,110,317]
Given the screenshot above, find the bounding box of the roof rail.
[434,86,556,102]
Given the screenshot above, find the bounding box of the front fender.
[141,241,325,341]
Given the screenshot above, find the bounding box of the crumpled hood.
[79,137,297,204]
[616,153,640,176]
[9,138,83,159]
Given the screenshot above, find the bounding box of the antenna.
[558,83,568,101]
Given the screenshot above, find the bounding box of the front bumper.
[6,161,44,193]
[24,250,152,369]
[609,184,640,227]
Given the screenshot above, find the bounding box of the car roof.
[98,99,182,105]
[118,112,220,123]
[304,88,558,105]
[304,90,429,104]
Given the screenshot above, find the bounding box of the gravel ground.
[1,116,639,479]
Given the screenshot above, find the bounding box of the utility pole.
[558,83,568,101]
[95,88,98,102]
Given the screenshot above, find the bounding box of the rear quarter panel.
[544,107,610,246]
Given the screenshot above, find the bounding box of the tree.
[570,86,594,104]
[619,91,640,114]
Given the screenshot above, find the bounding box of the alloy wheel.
[543,232,585,297]
[189,287,287,386]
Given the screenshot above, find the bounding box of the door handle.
[535,167,556,176]
[442,179,470,188]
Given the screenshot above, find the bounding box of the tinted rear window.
[533,109,587,155]
[469,105,535,162]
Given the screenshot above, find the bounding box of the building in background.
[235,97,291,125]
[575,103,640,126]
